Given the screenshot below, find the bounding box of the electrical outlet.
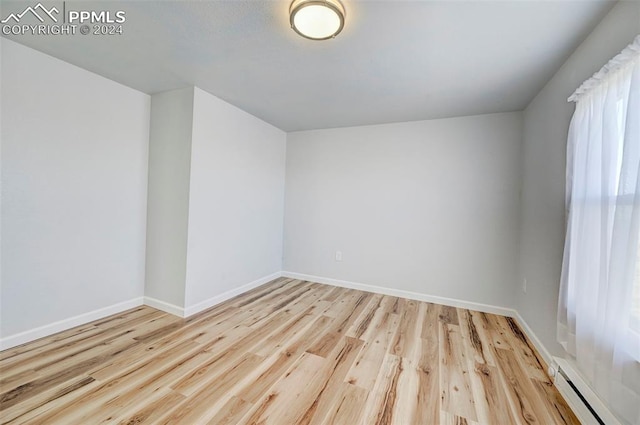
[335,251,342,262]
[522,278,527,293]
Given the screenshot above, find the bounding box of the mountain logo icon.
[1,3,59,24]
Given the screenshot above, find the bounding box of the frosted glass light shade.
[290,0,345,40]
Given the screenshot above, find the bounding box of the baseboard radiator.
[552,358,622,425]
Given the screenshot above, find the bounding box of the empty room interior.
[1,0,640,424]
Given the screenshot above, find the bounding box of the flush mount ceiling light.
[289,0,345,40]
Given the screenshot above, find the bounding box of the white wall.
[1,39,150,338]
[184,88,286,308]
[517,0,640,356]
[284,112,522,308]
[145,88,194,308]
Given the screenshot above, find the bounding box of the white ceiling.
[1,0,615,131]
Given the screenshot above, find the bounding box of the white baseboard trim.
[144,272,284,318]
[0,272,285,352]
[0,297,144,351]
[183,271,282,317]
[282,271,516,318]
[513,312,554,367]
[143,296,185,317]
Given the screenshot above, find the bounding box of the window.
[558,36,640,423]
[633,249,640,333]
[615,98,640,340]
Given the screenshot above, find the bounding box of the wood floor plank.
[319,288,355,318]
[300,336,364,425]
[21,339,205,424]
[227,276,291,304]
[34,313,179,375]
[439,322,478,422]
[320,286,346,303]
[440,410,481,424]
[458,309,519,424]
[0,375,97,424]
[318,383,368,425]
[439,305,460,325]
[2,378,102,424]
[0,337,144,411]
[229,278,297,310]
[482,312,516,353]
[531,379,581,425]
[170,334,273,396]
[118,391,186,425]
[359,353,403,425]
[88,322,212,381]
[90,348,223,424]
[250,307,318,357]
[233,314,335,404]
[457,309,496,367]
[358,295,398,343]
[1,308,166,387]
[331,291,374,336]
[0,279,579,425]
[467,362,519,425]
[345,293,385,339]
[0,307,154,364]
[414,302,441,424]
[0,328,106,381]
[388,298,420,358]
[306,291,373,357]
[345,310,400,391]
[237,352,327,425]
[205,395,252,425]
[389,356,421,425]
[494,347,556,425]
[158,353,264,424]
[0,323,97,363]
[498,316,551,383]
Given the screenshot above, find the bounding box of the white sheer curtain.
[558,35,640,425]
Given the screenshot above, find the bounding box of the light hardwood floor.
[0,278,579,424]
